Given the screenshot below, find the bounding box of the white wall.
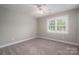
[37,8,79,44]
[0,7,37,46]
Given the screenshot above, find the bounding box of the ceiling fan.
[33,4,49,14]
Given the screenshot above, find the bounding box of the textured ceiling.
[47,4,79,13]
[0,4,79,17]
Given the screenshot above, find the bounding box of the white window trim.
[47,15,69,34]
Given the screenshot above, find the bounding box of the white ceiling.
[47,4,79,13]
[0,4,34,13]
[0,4,79,17]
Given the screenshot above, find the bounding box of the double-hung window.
[48,15,68,33]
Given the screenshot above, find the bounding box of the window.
[47,15,68,33]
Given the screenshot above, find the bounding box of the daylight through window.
[48,15,68,33]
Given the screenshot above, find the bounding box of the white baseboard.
[0,35,79,49]
[38,36,79,46]
[0,36,36,49]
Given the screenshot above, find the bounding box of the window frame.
[47,15,69,34]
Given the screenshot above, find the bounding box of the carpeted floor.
[0,38,79,55]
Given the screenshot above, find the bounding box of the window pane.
[59,26,62,31]
[63,26,66,31]
[49,25,55,31]
[49,20,55,25]
[57,26,63,31]
[57,26,59,31]
[57,19,65,26]
[51,26,55,31]
[49,26,51,30]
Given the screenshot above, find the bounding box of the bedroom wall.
[37,8,79,44]
[0,7,37,46]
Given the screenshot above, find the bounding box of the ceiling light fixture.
[34,4,49,14]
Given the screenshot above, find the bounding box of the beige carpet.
[0,38,79,55]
